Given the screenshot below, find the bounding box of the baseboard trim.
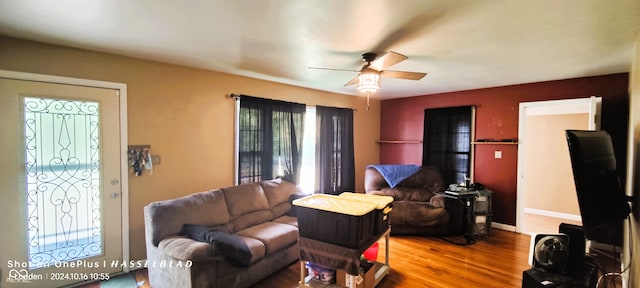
[524,208,582,222]
[492,222,516,232]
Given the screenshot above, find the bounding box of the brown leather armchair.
[364,165,463,236]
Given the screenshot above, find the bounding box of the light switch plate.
[494,151,502,159]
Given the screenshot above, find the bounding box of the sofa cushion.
[364,166,444,196]
[270,202,293,219]
[398,166,444,192]
[146,189,230,246]
[222,183,270,219]
[235,222,298,254]
[376,187,435,202]
[236,235,266,264]
[158,236,216,261]
[390,201,448,226]
[260,179,301,218]
[272,215,298,227]
[180,224,252,267]
[229,210,274,232]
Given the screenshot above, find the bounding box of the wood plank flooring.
[80,229,532,288]
[254,229,532,288]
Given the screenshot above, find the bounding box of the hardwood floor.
[82,229,532,288]
[133,270,151,288]
[254,229,532,288]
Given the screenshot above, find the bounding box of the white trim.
[523,208,582,222]
[491,222,516,232]
[470,106,476,182]
[0,69,130,273]
[233,95,240,185]
[515,97,601,233]
[521,97,600,116]
[119,84,130,273]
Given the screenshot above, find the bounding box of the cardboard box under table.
[293,194,379,249]
[297,230,390,288]
[336,262,382,288]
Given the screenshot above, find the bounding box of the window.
[422,106,474,185]
[237,96,305,184]
[315,106,355,194]
[236,97,355,196]
[299,107,316,192]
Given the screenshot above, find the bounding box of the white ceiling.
[0,0,639,99]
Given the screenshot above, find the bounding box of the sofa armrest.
[289,192,311,202]
[158,236,223,261]
[391,201,444,224]
[430,193,446,208]
[365,190,386,197]
[288,192,311,216]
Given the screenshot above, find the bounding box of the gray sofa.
[144,178,304,288]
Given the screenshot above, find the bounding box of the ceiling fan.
[309,51,428,93]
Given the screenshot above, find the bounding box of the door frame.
[515,96,601,234]
[0,69,130,272]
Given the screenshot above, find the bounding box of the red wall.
[380,73,630,226]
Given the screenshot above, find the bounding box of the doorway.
[0,72,128,288]
[516,97,601,235]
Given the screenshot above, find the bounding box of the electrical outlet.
[494,151,502,159]
[151,154,161,165]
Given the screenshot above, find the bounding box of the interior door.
[0,78,123,287]
[516,97,601,234]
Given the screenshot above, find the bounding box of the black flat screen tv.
[565,130,630,245]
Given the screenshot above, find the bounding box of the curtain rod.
[228,93,357,112]
[316,105,357,112]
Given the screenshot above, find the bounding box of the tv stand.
[522,256,598,288]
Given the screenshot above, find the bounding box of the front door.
[0,77,123,287]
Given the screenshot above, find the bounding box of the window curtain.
[422,106,473,185]
[315,106,355,194]
[238,96,305,184]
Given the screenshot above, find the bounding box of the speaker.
[559,223,586,274]
[528,233,570,274]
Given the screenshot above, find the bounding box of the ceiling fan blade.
[369,51,408,71]
[344,76,359,86]
[382,70,427,80]
[308,67,360,72]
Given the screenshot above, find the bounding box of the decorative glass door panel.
[24,97,103,269]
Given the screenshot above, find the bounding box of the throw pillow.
[180,224,252,267]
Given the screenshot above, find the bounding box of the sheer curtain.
[315,106,355,194]
[422,106,473,185]
[238,96,305,184]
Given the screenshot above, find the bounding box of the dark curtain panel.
[422,106,473,185]
[238,96,305,184]
[315,106,355,195]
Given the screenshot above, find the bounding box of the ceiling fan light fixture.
[357,71,380,93]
